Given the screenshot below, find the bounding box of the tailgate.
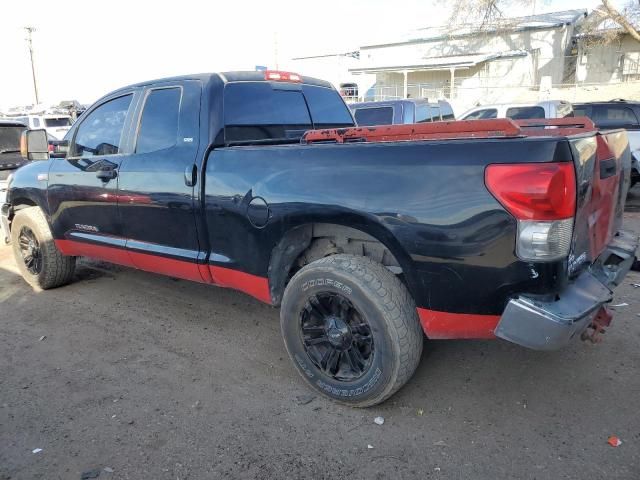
[568,129,630,276]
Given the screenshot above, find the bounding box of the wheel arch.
[267,216,417,306]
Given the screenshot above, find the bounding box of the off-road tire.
[280,254,423,407]
[10,207,75,289]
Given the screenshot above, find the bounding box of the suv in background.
[573,100,640,187]
[349,99,455,126]
[9,114,72,140]
[460,100,574,121]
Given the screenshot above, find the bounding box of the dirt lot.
[1,190,640,480]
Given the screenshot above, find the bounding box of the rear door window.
[463,109,497,120]
[72,94,133,157]
[136,87,182,153]
[592,105,639,127]
[224,82,312,142]
[506,106,545,119]
[354,107,394,126]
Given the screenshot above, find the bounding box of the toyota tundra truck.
[2,71,638,407]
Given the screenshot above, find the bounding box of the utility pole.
[24,27,40,105]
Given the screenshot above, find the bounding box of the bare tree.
[444,0,640,44]
[596,0,640,42]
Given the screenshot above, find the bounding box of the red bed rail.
[301,117,598,145]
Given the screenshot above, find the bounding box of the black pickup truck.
[2,71,638,407]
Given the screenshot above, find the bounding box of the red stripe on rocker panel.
[128,250,205,283]
[55,239,204,282]
[417,307,499,339]
[209,266,272,305]
[55,239,135,267]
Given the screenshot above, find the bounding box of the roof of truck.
[112,71,333,92]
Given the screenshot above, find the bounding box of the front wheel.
[10,207,75,289]
[280,254,423,407]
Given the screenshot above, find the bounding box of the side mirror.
[20,129,50,161]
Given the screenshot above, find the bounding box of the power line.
[24,26,39,105]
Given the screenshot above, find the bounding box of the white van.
[11,114,73,140]
[460,100,574,121]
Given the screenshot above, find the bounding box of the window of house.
[506,106,545,119]
[72,94,132,157]
[354,106,394,126]
[463,108,497,120]
[136,88,182,153]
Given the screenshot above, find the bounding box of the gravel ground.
[1,188,639,480]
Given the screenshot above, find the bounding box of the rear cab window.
[223,82,353,143]
[354,107,394,126]
[506,106,545,119]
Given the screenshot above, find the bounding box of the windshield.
[45,117,72,127]
[0,125,26,151]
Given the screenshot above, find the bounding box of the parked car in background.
[0,120,29,240]
[573,100,640,187]
[8,114,72,140]
[460,100,574,121]
[349,99,455,126]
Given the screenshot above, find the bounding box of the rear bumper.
[495,230,638,350]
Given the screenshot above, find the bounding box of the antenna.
[24,26,40,105]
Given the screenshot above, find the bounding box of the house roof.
[360,9,587,49]
[349,50,528,74]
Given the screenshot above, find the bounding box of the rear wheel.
[10,207,75,289]
[280,254,423,407]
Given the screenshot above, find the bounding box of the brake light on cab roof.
[264,70,302,82]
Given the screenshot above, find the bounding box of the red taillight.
[485,162,576,220]
[264,70,302,82]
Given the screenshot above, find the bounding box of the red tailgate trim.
[209,266,272,304]
[417,307,499,339]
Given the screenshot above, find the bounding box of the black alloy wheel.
[300,292,374,382]
[18,226,42,275]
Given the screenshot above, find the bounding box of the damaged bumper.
[495,231,638,350]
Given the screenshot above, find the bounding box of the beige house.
[349,10,587,104]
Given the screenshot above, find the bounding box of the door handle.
[96,166,118,181]
[184,164,197,187]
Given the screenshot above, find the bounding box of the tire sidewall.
[281,264,399,405]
